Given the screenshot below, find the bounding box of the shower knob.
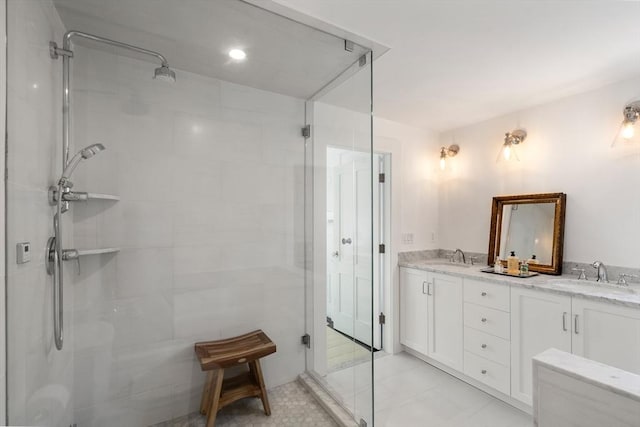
[341,238,352,245]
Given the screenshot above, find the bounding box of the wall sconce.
[439,144,459,170]
[612,101,640,146]
[498,129,527,161]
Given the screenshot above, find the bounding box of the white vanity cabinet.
[400,267,429,354]
[400,268,464,370]
[428,272,464,370]
[510,287,572,405]
[572,298,640,375]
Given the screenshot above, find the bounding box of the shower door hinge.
[359,55,367,67]
[344,40,355,53]
[379,312,386,325]
[301,333,311,348]
[378,243,385,254]
[378,173,385,183]
[301,125,311,139]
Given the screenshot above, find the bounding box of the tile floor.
[152,381,337,427]
[325,351,533,427]
[326,326,372,373]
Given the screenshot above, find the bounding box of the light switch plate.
[17,242,31,264]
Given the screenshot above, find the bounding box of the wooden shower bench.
[194,330,277,427]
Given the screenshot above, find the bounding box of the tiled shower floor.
[151,380,338,427]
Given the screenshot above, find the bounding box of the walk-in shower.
[47,31,175,351]
[6,1,377,425]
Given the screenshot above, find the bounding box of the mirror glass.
[499,202,556,265]
[489,193,566,275]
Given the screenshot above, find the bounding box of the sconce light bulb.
[503,144,511,161]
[440,157,446,170]
[621,121,635,140]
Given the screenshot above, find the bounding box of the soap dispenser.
[528,254,538,264]
[507,251,520,275]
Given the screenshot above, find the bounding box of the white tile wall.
[5,1,72,426]
[70,45,306,425]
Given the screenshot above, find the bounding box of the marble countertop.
[399,259,640,309]
[533,348,640,402]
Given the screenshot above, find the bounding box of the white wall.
[5,0,73,426]
[69,45,306,426]
[439,76,640,267]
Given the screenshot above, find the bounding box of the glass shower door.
[304,50,375,426]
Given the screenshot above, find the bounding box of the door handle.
[341,237,352,245]
[422,281,427,294]
[427,282,433,296]
[562,312,568,332]
[574,314,579,334]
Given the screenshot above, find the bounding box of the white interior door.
[328,149,380,349]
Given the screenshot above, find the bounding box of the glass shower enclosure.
[4,0,375,426]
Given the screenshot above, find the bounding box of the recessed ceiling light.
[229,49,246,60]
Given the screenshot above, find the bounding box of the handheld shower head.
[80,143,105,159]
[154,64,176,82]
[60,143,106,184]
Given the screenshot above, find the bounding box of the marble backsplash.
[398,249,640,284]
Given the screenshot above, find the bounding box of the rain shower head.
[154,64,176,82]
[59,143,106,185]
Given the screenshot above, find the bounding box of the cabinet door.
[400,268,428,354]
[572,298,640,375]
[511,288,572,405]
[427,273,463,370]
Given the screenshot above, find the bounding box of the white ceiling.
[52,0,640,132]
[52,0,370,99]
[274,0,640,131]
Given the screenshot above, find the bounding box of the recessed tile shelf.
[76,248,120,256]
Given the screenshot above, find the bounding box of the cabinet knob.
[481,317,487,323]
[481,370,487,375]
[481,344,487,349]
[481,292,487,297]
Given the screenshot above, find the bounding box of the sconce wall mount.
[499,129,527,161]
[440,144,460,170]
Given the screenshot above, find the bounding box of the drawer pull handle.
[481,344,487,349]
[574,314,579,334]
[422,281,427,294]
[481,317,487,323]
[481,370,487,375]
[481,292,487,296]
[562,312,568,332]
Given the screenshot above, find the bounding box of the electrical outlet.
[402,233,414,244]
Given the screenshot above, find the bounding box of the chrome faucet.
[592,261,608,283]
[452,249,466,264]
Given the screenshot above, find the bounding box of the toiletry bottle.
[520,259,529,275]
[494,256,503,273]
[507,251,519,275]
[528,255,538,264]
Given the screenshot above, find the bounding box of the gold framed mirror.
[488,193,566,275]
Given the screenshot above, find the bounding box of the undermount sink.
[548,279,639,295]
[430,262,471,269]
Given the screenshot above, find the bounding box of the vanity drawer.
[464,279,510,312]
[464,303,510,340]
[464,326,510,366]
[464,351,510,395]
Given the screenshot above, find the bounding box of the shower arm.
[53,30,170,169]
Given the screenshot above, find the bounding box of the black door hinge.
[378,173,385,183]
[301,125,311,138]
[301,333,311,348]
[379,243,385,254]
[379,312,386,325]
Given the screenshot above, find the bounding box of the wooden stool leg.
[200,371,214,415]
[249,360,271,416]
[206,368,224,427]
